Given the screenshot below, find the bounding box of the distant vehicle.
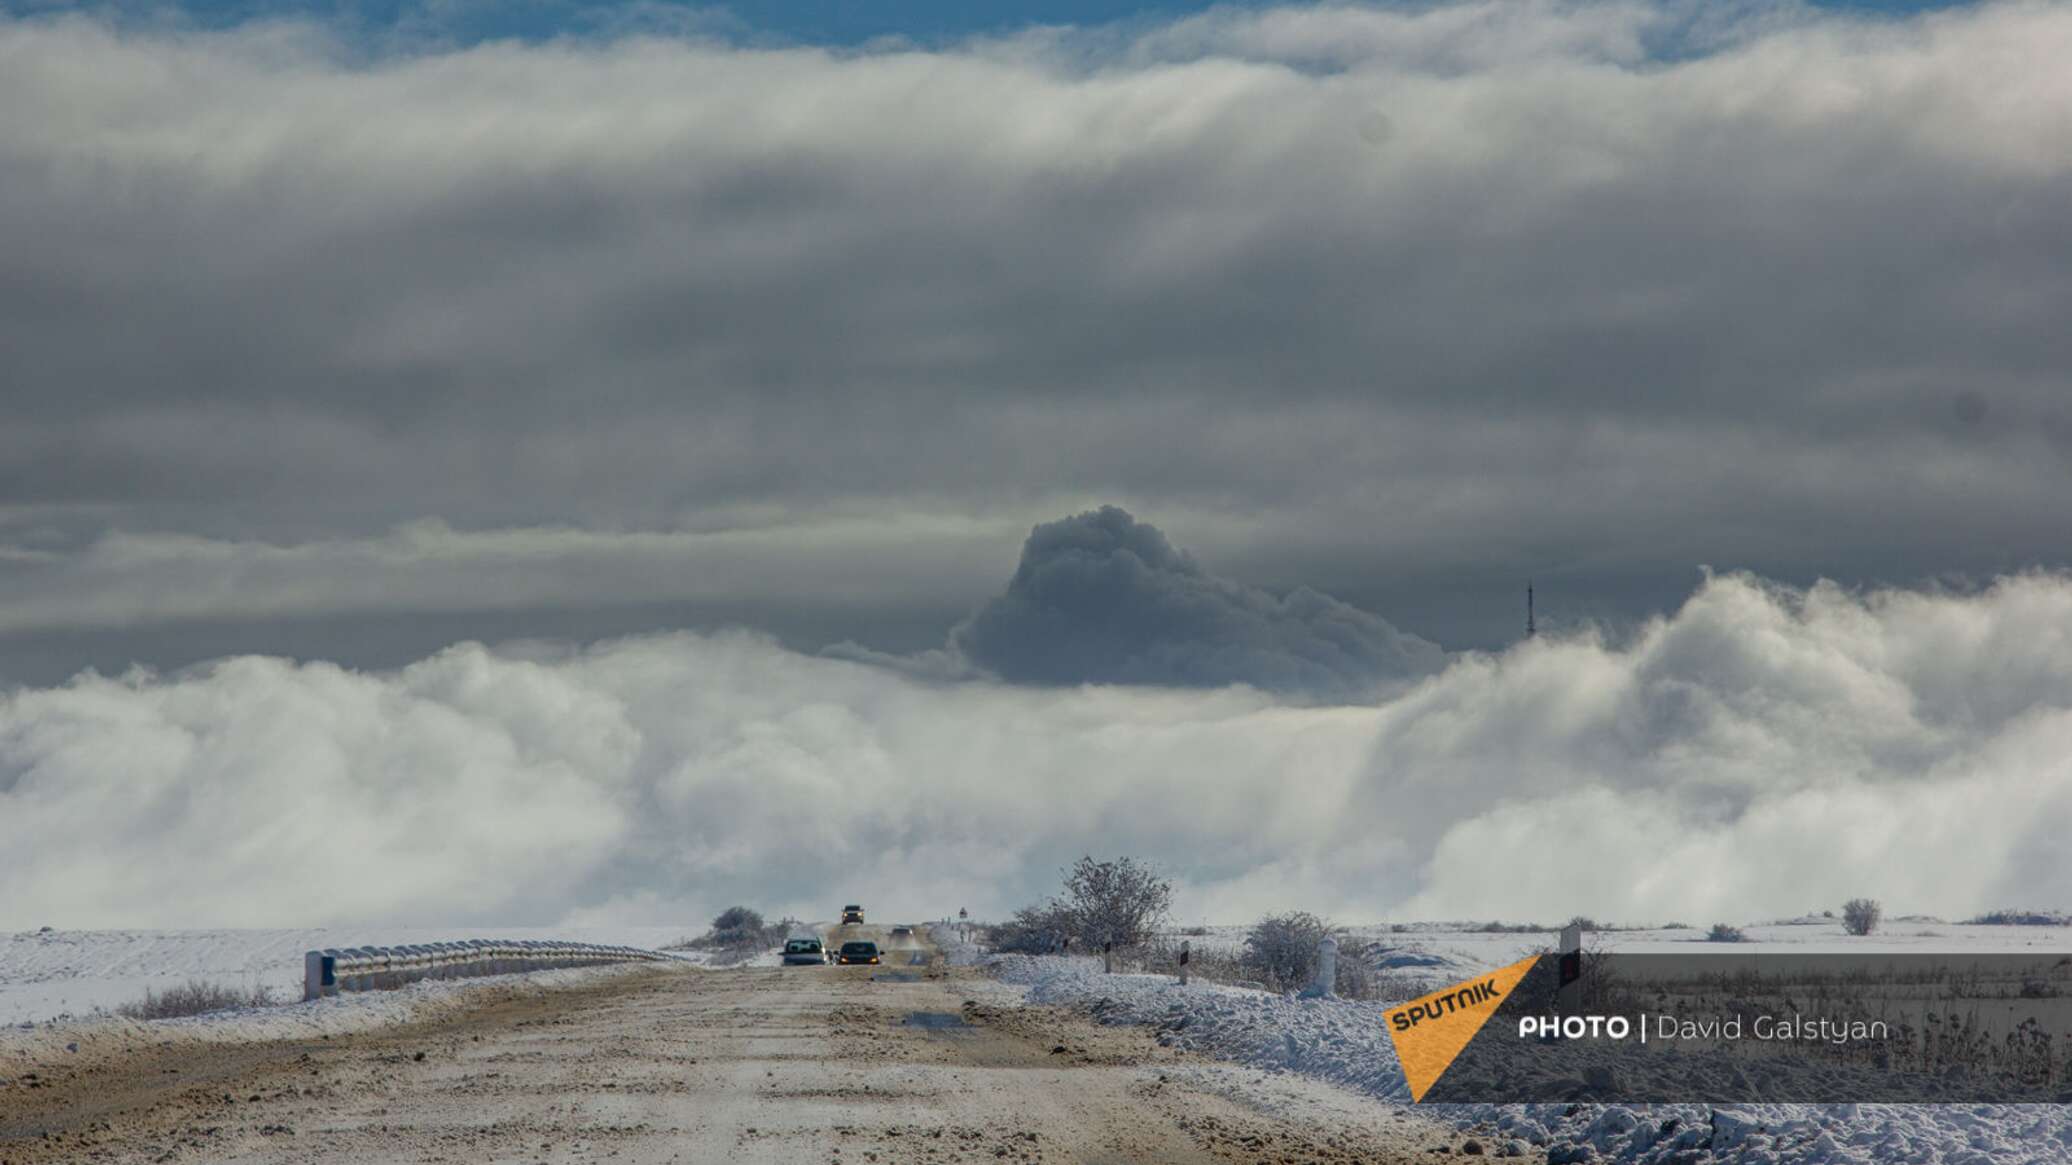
[781,938,826,966]
[841,905,865,925]
[889,926,912,938]
[836,940,881,965]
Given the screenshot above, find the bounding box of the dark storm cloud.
[2,1,2072,659]
[953,507,1444,695]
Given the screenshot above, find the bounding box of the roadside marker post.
[1103,941,1114,974]
[1300,935,1337,999]
[1178,940,1190,986]
[1557,923,1584,1014]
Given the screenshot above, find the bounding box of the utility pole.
[1527,582,1536,639]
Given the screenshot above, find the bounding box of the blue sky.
[4,0,1976,46]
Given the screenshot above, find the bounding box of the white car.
[781,938,826,965]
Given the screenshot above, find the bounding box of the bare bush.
[988,901,1075,954]
[1241,911,1334,993]
[1706,923,1746,943]
[1968,909,2070,927]
[1330,940,1396,1000]
[1171,944,1263,990]
[116,980,275,1020]
[1842,898,1883,936]
[1166,928,1397,1000]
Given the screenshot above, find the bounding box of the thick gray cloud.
[2,1,2071,664]
[953,506,1444,695]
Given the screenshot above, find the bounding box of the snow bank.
[0,960,677,1070]
[992,953,1414,1101]
[988,950,2072,1165]
[927,922,989,967]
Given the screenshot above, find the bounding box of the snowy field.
[959,922,2072,1165]
[0,925,744,1026]
[1180,917,2072,994]
[1180,916,2072,961]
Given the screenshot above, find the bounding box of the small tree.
[1841,898,1882,937]
[1705,923,1746,943]
[1241,911,1334,993]
[1058,855,1172,951]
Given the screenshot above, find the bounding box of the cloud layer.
[3,1,2072,659]
[7,569,2069,929]
[6,2,2071,929]
[954,506,1444,696]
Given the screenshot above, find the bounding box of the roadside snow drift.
[989,934,2072,1165]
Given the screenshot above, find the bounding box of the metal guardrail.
[303,939,672,1001]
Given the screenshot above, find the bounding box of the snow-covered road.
[8,921,2069,1164]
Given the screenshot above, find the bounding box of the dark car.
[781,937,826,966]
[836,940,880,965]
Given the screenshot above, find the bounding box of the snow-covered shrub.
[1061,855,1172,950]
[992,855,1174,956]
[709,905,767,948]
[1241,911,1334,993]
[1842,898,1883,936]
[1705,923,1746,942]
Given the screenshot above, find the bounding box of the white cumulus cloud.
[4,570,2069,928]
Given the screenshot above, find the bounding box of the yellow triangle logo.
[1384,954,1540,1101]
